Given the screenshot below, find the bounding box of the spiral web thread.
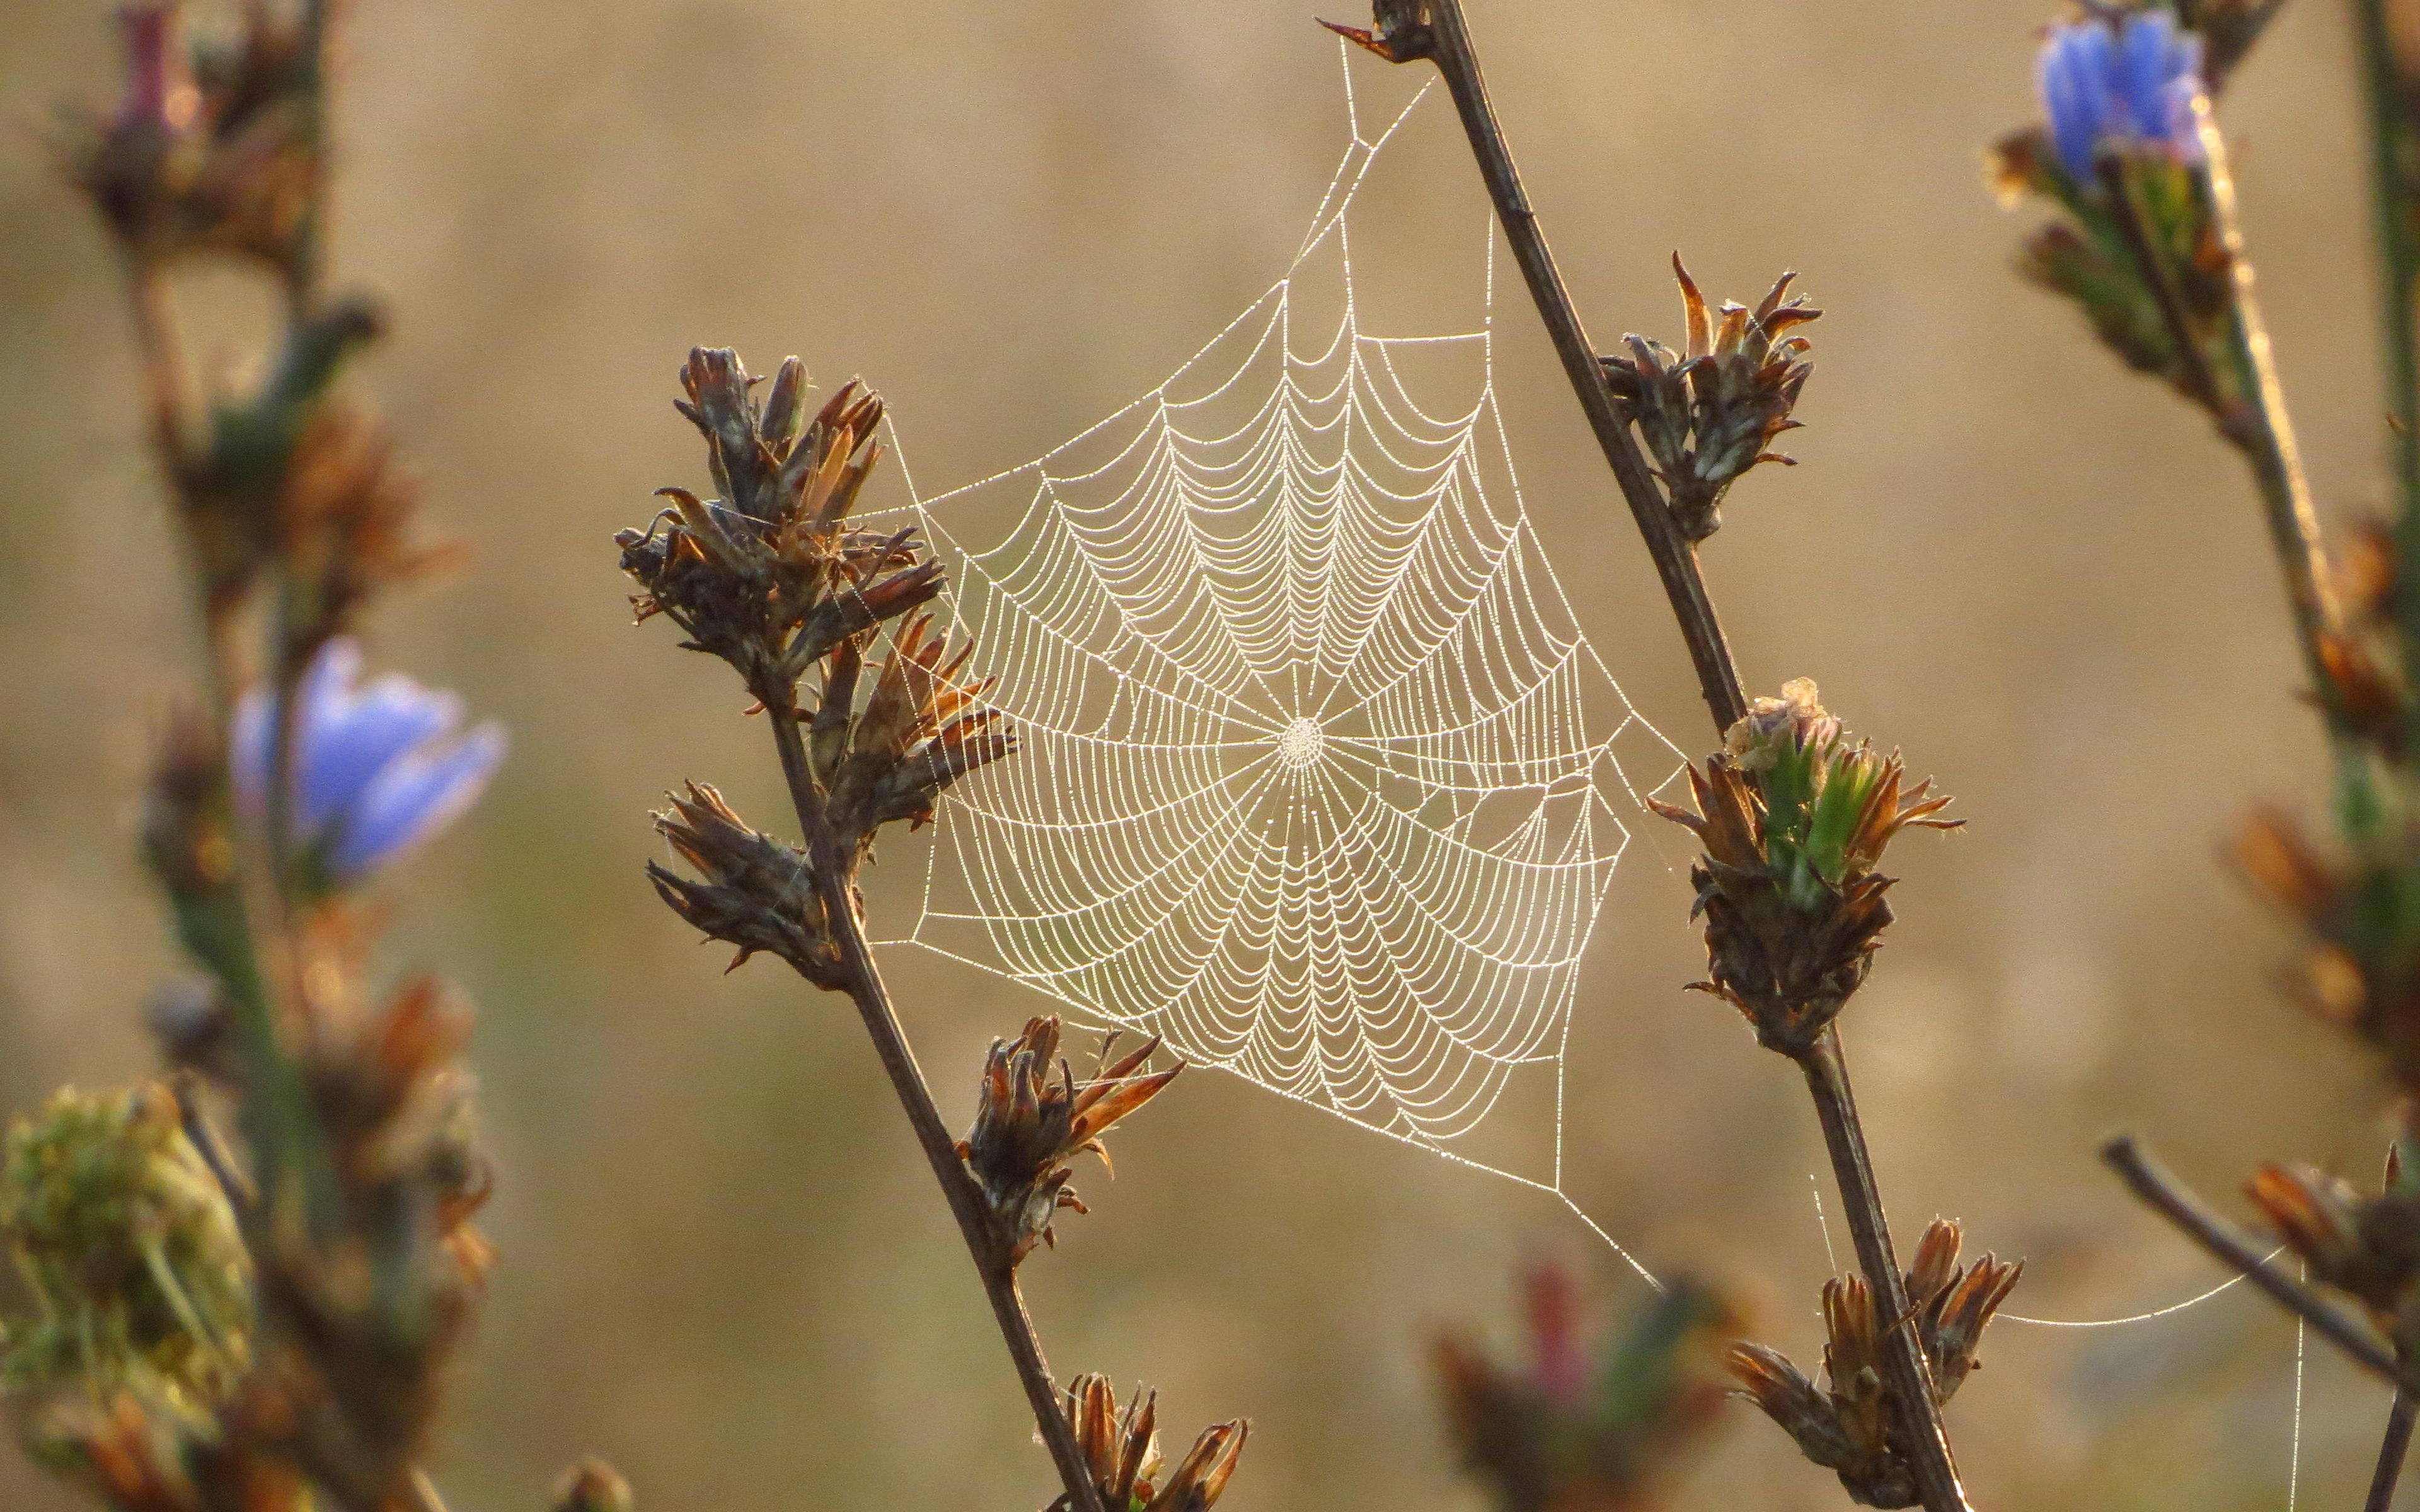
[868,67,1678,1281]
[871,52,2303,1385]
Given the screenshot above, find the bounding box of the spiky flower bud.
[1730,1221,2017,1509]
[647,782,845,987]
[2245,1155,2420,1341]
[957,1017,1181,1265]
[618,350,942,690]
[0,1084,250,1409]
[1600,258,1818,543]
[1435,1266,1738,1512]
[1649,681,1959,1053]
[817,615,1017,851]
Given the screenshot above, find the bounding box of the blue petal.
[2040,23,2115,180]
[297,674,461,836]
[326,721,507,879]
[232,638,364,828]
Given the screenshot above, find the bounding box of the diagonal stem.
[2368,1387,2416,1512]
[1386,5,1969,1509]
[2103,1135,2420,1394]
[1403,0,1744,734]
[759,699,1109,1512]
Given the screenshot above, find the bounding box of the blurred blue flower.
[2037,10,2206,181]
[235,639,506,882]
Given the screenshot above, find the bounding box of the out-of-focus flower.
[1731,1221,2018,1510]
[1053,1375,1249,1512]
[1435,1266,1738,1512]
[2037,11,2206,181]
[1650,681,1959,1053]
[2247,1152,2420,1342]
[959,1017,1182,1264]
[62,1,319,273]
[1601,259,1819,542]
[0,1084,250,1409]
[233,639,505,886]
[551,1458,635,1512]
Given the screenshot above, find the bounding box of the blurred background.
[0,1,2398,1508]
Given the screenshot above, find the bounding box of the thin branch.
[1386,7,1969,1509]
[759,701,1109,1512]
[1401,0,1746,735]
[1795,1028,1973,1512]
[2367,1387,2416,1512]
[2102,1135,2420,1392]
[2096,155,2226,415]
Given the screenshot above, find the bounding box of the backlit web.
[870,54,2296,1400]
[871,67,1676,1271]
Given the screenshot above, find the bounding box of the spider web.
[864,53,2295,1374]
[869,64,1679,1277]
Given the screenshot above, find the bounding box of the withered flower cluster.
[1600,258,1819,543]
[1057,1375,1248,1512]
[959,1017,1182,1264]
[627,348,1012,967]
[2247,1147,2420,1349]
[1649,680,1960,1055]
[1729,1221,2021,1509]
[625,348,1239,1512]
[1432,1265,1739,1512]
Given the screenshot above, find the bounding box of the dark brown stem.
[2368,1387,2416,1512]
[1797,1028,1972,1512]
[1410,0,1744,733]
[1395,6,1966,1508]
[2103,1135,2420,1392]
[761,702,1108,1512]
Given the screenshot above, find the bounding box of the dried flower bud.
[958,1017,1181,1264]
[1146,1419,1248,1512]
[2234,801,2420,1091]
[1436,1267,1737,1512]
[619,349,943,689]
[1057,1374,1161,1512]
[0,1084,251,1407]
[551,1458,635,1512]
[1732,1222,2018,1508]
[1601,258,1818,542]
[2248,1160,2420,1329]
[1650,682,1959,1053]
[647,782,845,987]
[62,1,319,273]
[819,614,1017,849]
[1903,1218,2022,1404]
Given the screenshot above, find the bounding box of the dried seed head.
[1601,258,1818,542]
[2248,1160,2420,1328]
[619,348,942,690]
[647,782,845,987]
[1649,683,1959,1053]
[820,614,1018,849]
[957,1017,1182,1265]
[1902,1218,2022,1405]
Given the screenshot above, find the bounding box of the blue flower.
[2037,10,2206,181]
[234,639,506,882]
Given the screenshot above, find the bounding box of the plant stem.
[1796,1028,1970,1512]
[760,702,1108,1512]
[1391,6,1969,1509]
[1405,0,1744,733]
[2190,94,2340,694]
[2103,1135,2420,1392]
[2355,0,2420,747]
[2368,1387,2416,1512]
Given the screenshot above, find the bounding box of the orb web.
[863,66,1675,1267]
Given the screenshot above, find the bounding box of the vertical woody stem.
[2366,1387,2416,1512]
[1388,5,1969,1509]
[761,699,1109,1512]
